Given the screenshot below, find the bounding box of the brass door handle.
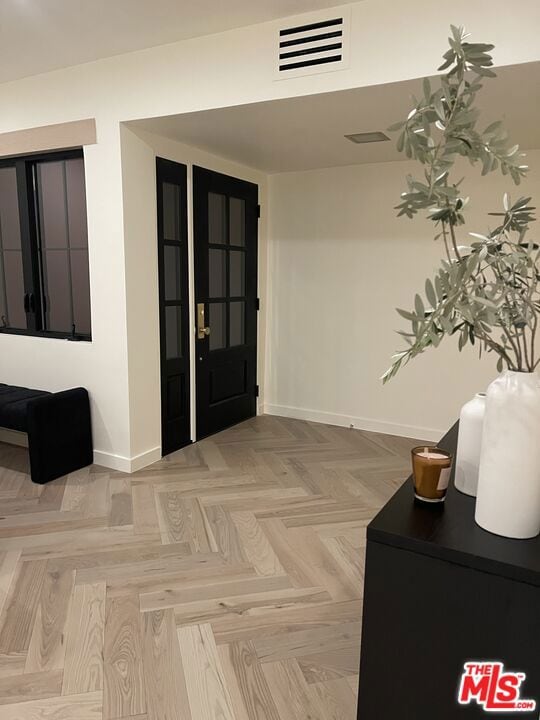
[197,303,211,340]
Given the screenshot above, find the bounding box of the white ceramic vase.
[475,371,540,539]
[454,393,485,497]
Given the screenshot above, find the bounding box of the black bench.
[0,384,93,484]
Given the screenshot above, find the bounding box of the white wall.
[0,127,132,467]
[265,151,540,440]
[1,0,538,466]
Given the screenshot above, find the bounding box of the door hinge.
[257,204,261,218]
[256,297,260,311]
[255,385,260,397]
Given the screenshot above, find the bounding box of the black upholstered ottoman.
[0,384,93,484]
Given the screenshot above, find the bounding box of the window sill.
[0,328,92,342]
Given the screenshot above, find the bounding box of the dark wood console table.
[357,423,540,719]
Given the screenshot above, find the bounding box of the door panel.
[157,158,190,455]
[193,167,258,440]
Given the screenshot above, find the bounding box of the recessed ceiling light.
[345,131,390,144]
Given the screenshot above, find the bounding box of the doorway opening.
[156,160,259,454]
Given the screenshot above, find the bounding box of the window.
[0,149,91,340]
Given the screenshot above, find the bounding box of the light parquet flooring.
[0,415,422,719]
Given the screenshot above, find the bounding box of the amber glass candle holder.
[411,446,453,503]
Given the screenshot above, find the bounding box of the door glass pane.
[163,182,181,241]
[0,166,26,330]
[208,193,226,245]
[230,301,245,347]
[43,250,72,333]
[165,305,182,359]
[164,245,182,301]
[209,248,227,298]
[229,251,245,297]
[229,197,245,246]
[209,302,226,351]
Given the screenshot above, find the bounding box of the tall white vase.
[454,393,485,497]
[475,371,540,539]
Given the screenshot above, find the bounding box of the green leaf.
[396,308,417,321]
[438,57,454,72]
[475,296,497,309]
[414,294,425,317]
[469,232,490,242]
[440,315,454,334]
[425,279,437,307]
[434,276,444,300]
[450,24,462,42]
[484,120,502,135]
[434,96,445,122]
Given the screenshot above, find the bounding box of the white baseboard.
[263,403,443,442]
[93,446,161,473]
[0,427,161,474]
[0,428,29,447]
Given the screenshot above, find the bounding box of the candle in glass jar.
[411,446,453,503]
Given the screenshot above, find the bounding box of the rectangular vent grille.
[278,16,346,74]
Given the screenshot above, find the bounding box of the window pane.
[44,250,72,333]
[2,251,26,329]
[37,161,69,249]
[229,251,245,297]
[36,155,91,337]
[65,158,88,249]
[163,182,181,241]
[0,167,22,250]
[229,197,245,246]
[230,301,245,347]
[209,302,226,351]
[208,193,226,245]
[209,248,226,298]
[0,166,26,330]
[165,305,182,359]
[70,249,91,336]
[164,245,182,301]
[0,253,5,325]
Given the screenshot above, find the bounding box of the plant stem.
[530,314,537,371]
[441,221,452,262]
[501,325,522,369]
[448,218,461,260]
[475,327,517,370]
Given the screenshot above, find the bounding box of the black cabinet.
[357,423,540,719]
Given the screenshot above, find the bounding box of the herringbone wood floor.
[0,415,421,720]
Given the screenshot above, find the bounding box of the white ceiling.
[0,0,345,83]
[129,62,540,174]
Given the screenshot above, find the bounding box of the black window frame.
[0,147,91,342]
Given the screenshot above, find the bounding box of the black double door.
[193,166,259,440]
[157,160,258,454]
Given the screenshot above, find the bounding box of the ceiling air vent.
[276,9,350,80]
